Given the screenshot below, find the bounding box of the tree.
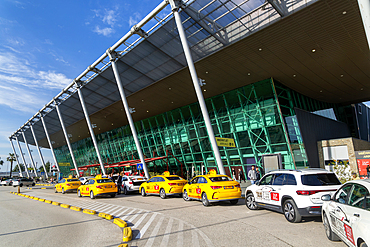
[13,163,25,172]
[0,157,4,167]
[39,161,51,173]
[7,153,16,178]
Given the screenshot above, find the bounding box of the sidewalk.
[239,180,252,198]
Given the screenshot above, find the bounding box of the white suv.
[245,169,341,223]
[121,175,147,195]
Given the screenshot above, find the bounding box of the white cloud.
[129,12,141,26]
[102,9,117,26]
[44,39,53,45]
[93,26,114,36]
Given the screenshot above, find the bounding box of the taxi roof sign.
[95,174,102,179]
[208,169,217,175]
[162,171,170,176]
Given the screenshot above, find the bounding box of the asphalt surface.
[0,184,346,247]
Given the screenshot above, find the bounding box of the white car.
[79,176,94,185]
[121,175,147,195]
[1,178,13,186]
[245,169,341,223]
[12,177,35,187]
[322,179,370,247]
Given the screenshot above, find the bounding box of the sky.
[0,0,166,172]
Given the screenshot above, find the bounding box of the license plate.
[105,186,111,188]
[224,186,233,189]
[137,178,143,180]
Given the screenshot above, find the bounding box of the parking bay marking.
[134,213,158,240]
[144,216,164,247]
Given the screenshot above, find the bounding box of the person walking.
[256,167,261,181]
[238,169,246,183]
[117,172,123,195]
[248,165,257,184]
[232,169,236,180]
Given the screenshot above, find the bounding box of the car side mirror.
[255,181,260,186]
[321,194,331,201]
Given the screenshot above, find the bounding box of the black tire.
[245,193,259,210]
[90,191,95,199]
[323,213,340,241]
[183,190,190,201]
[62,187,65,194]
[141,187,146,197]
[77,190,81,197]
[110,193,116,198]
[202,192,210,207]
[230,199,238,205]
[32,183,35,186]
[283,199,302,223]
[20,184,23,187]
[124,186,128,195]
[54,187,58,193]
[359,242,368,247]
[160,188,166,199]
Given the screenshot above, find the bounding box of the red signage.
[196,188,201,194]
[357,159,370,177]
[154,185,159,190]
[344,224,355,246]
[271,192,279,201]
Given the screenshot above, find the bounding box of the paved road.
[0,185,345,247]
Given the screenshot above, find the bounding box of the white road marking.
[134,213,158,240]
[191,224,200,247]
[127,210,143,223]
[144,216,164,247]
[134,211,150,228]
[111,207,128,216]
[120,208,136,220]
[159,217,173,247]
[177,220,184,247]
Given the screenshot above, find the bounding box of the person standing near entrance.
[256,167,261,181]
[238,169,245,183]
[248,165,257,184]
[117,172,123,194]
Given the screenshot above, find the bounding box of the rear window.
[301,173,341,186]
[166,177,183,181]
[96,179,113,183]
[209,176,232,182]
[67,179,79,182]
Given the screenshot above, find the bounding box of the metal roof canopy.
[11,0,370,149]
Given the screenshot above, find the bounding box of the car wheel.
[283,199,302,223]
[124,186,128,195]
[90,191,95,199]
[141,187,146,197]
[110,193,116,198]
[183,190,190,201]
[230,199,238,205]
[62,188,65,194]
[160,188,166,199]
[359,242,368,247]
[202,192,210,207]
[77,190,81,197]
[323,213,340,241]
[245,193,259,210]
[32,183,35,186]
[20,183,23,187]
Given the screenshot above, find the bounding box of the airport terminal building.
[9,0,370,179]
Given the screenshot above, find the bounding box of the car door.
[269,173,286,207]
[341,184,370,247]
[255,174,275,205]
[188,177,199,199]
[196,177,208,199]
[155,177,165,194]
[327,183,353,244]
[145,177,156,193]
[58,179,65,191]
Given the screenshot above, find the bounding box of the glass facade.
[54,78,347,177]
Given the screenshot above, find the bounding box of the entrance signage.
[215,137,236,147]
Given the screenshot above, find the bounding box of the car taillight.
[66,184,70,186]
[96,186,102,189]
[129,181,133,184]
[211,186,222,189]
[235,184,240,188]
[296,189,336,195]
[168,183,176,186]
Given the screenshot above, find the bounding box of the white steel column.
[9,138,23,177]
[55,102,80,177]
[30,124,49,179]
[21,131,38,177]
[169,0,226,175]
[15,135,30,178]
[40,114,60,173]
[107,51,149,179]
[76,83,106,176]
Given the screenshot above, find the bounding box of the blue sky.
[0,0,165,172]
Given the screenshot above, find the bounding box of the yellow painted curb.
[60,204,70,209]
[83,209,96,215]
[29,196,34,199]
[113,218,127,228]
[70,206,82,212]
[45,200,52,204]
[33,197,39,200]
[25,195,30,198]
[105,214,114,220]
[122,227,132,242]
[98,212,106,218]
[118,244,128,247]
[52,201,60,206]
[39,198,45,202]
[29,188,33,190]
[41,188,46,189]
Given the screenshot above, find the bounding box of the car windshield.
[301,173,341,186]
[67,179,79,182]
[96,179,113,183]
[165,177,183,180]
[209,176,232,182]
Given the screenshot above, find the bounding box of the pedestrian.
[117,172,123,194]
[367,165,370,179]
[232,169,236,180]
[238,169,245,183]
[256,167,261,181]
[248,165,257,185]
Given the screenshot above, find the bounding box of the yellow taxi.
[140,171,187,199]
[182,169,241,206]
[55,176,81,194]
[77,174,117,199]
